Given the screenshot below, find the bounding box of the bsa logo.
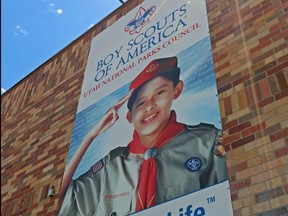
[125,5,156,35]
[186,157,202,172]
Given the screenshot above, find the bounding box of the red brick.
[27,203,38,212]
[244,11,263,26]
[229,122,251,135]
[231,135,255,149]
[276,72,288,91]
[233,74,251,86]
[43,201,55,209]
[224,133,241,145]
[233,209,242,216]
[242,122,266,137]
[229,162,248,173]
[245,85,256,106]
[274,146,288,158]
[231,193,238,201]
[1,202,14,216]
[270,128,288,142]
[17,208,28,215]
[272,29,288,42]
[260,79,271,98]
[214,52,228,62]
[274,42,288,53]
[258,96,275,108]
[252,1,272,16]
[275,89,288,100]
[255,82,263,101]
[230,178,251,190]
[217,62,231,72]
[222,119,238,130]
[267,59,288,75]
[259,29,281,44]
[250,39,272,54]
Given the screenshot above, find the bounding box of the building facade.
[1,0,287,215]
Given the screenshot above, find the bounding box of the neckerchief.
[128,111,185,211]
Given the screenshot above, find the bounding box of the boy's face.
[127,76,183,138]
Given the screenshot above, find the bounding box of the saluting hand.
[87,89,134,140]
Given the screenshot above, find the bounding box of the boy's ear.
[174,80,184,99]
[126,111,133,123]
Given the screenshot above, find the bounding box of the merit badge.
[186,157,202,172]
[214,144,226,157]
[214,130,226,157]
[216,130,224,144]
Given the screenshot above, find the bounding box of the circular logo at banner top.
[186,157,202,172]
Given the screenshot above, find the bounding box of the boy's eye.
[136,101,145,107]
[156,90,165,96]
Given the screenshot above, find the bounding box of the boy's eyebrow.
[154,84,169,91]
[135,84,169,103]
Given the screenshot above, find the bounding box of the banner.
[58,1,233,215]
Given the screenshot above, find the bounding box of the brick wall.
[1,1,144,215]
[1,0,287,215]
[207,0,288,215]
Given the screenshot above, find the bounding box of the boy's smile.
[127,76,183,147]
[142,113,157,123]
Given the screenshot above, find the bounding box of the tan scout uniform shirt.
[59,123,228,216]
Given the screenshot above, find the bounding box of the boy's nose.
[145,100,156,112]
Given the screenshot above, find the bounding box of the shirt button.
[111,212,117,216]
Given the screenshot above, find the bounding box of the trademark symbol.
[207,196,216,204]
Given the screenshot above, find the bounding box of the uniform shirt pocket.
[96,190,132,216]
[164,177,201,202]
[164,184,182,202]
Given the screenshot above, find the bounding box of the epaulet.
[199,122,219,131]
[91,146,129,174]
[187,123,226,157]
[108,146,129,161]
[187,122,219,131]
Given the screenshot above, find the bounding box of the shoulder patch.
[91,160,104,174]
[90,147,129,174]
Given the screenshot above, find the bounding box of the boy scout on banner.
[58,57,227,216]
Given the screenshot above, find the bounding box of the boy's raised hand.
[58,89,134,207]
[114,88,134,111]
[88,89,134,138]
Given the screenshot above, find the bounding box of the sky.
[1,0,124,94]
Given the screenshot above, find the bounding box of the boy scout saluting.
[58,57,228,216]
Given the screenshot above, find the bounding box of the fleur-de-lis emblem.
[146,63,159,74]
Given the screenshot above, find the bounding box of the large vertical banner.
[58,1,233,215]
